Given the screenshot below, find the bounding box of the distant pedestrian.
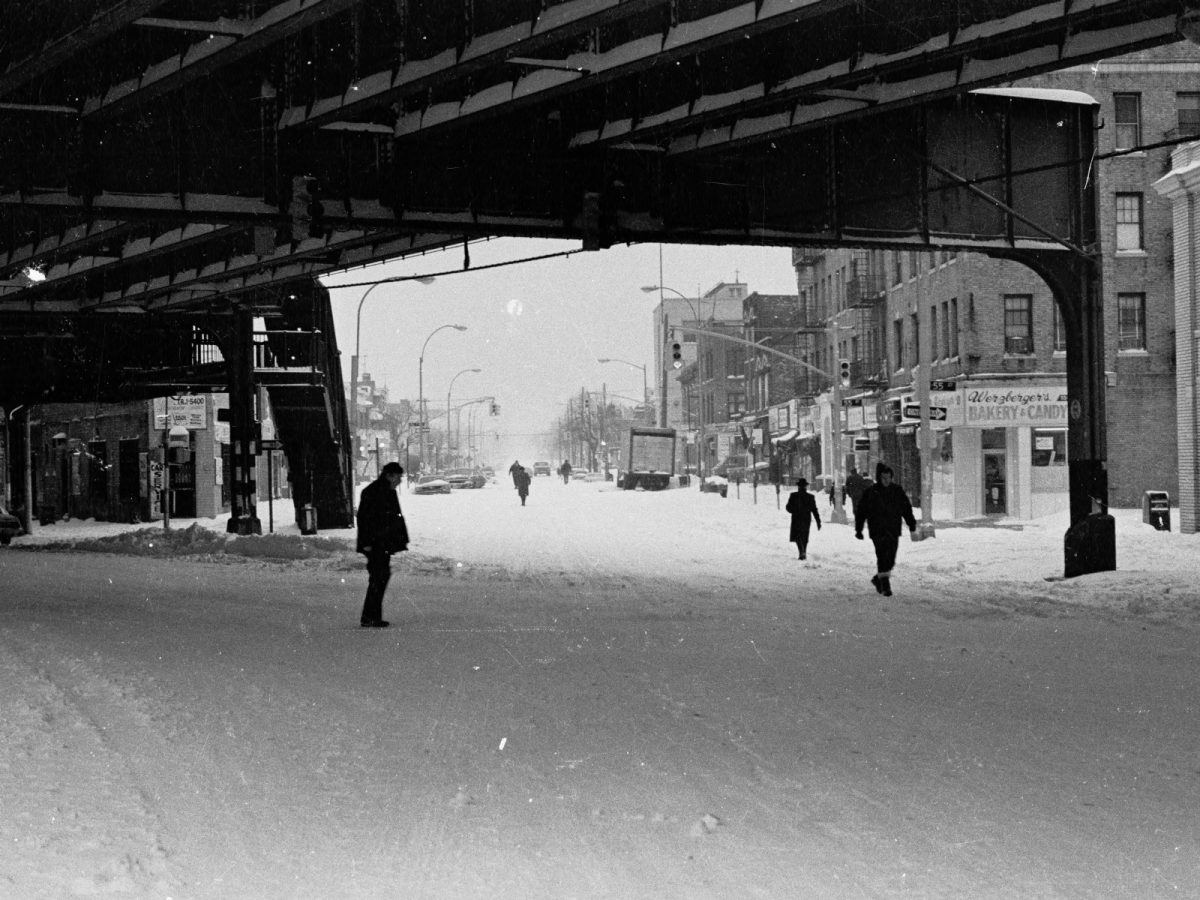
[784,478,822,560]
[509,460,523,486]
[559,460,572,484]
[853,463,916,597]
[514,465,532,506]
[355,461,409,628]
[845,467,868,518]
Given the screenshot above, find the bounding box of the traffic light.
[838,358,852,388]
[490,401,499,416]
[671,341,683,369]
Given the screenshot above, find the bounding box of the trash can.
[1141,491,1169,531]
[300,503,318,536]
[1064,512,1116,578]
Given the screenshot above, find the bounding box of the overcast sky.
[320,239,798,462]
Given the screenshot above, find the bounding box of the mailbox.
[1142,491,1170,532]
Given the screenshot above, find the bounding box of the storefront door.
[983,450,1007,515]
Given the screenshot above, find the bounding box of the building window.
[1113,93,1141,150]
[1004,295,1033,355]
[726,346,744,376]
[1117,292,1146,351]
[930,305,939,360]
[949,298,959,358]
[727,393,745,419]
[1053,303,1068,352]
[1115,193,1143,251]
[910,313,919,368]
[1178,92,1200,136]
[940,301,951,358]
[892,251,903,285]
[1031,429,1067,467]
[893,319,904,370]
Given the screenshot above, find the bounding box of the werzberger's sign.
[964,386,1068,427]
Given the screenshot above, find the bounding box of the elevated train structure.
[0,0,1194,565]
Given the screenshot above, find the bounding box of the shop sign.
[964,386,1068,427]
[166,394,208,430]
[770,402,795,432]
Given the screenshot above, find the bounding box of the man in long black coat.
[854,463,916,597]
[356,461,409,627]
[514,465,532,506]
[784,478,821,560]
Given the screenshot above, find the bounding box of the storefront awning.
[773,429,798,443]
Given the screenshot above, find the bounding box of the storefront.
[826,380,1069,521]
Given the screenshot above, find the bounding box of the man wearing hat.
[854,463,917,596]
[355,461,409,627]
[784,478,822,560]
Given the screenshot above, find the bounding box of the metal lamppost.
[349,276,434,480]
[597,357,648,420]
[641,285,705,487]
[446,367,481,465]
[418,324,467,473]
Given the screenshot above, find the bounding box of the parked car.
[0,503,21,544]
[444,467,474,489]
[532,460,552,477]
[411,475,451,495]
[444,467,486,489]
[482,467,497,483]
[712,453,751,482]
[569,467,590,480]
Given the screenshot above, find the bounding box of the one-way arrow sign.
[903,404,947,420]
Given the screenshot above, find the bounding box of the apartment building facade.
[779,44,1194,519]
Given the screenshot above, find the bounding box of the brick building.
[789,45,1194,518]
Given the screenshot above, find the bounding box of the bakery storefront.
[947,382,1070,520]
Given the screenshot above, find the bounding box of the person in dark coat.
[854,463,916,597]
[514,465,532,506]
[559,460,572,484]
[508,460,523,486]
[844,467,868,518]
[355,461,409,627]
[784,478,822,560]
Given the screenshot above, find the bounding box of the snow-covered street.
[3,477,1199,899]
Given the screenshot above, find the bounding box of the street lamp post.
[446,368,481,466]
[641,284,705,488]
[349,276,434,481]
[418,324,468,473]
[597,358,648,420]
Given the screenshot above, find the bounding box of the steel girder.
[0,0,1192,314]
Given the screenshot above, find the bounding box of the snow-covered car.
[569,468,589,480]
[481,467,497,483]
[410,475,451,495]
[0,503,21,544]
[444,468,475,489]
[701,475,729,498]
[532,461,552,477]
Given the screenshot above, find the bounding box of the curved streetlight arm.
[417,323,467,473]
[641,285,700,323]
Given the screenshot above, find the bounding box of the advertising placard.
[166,395,208,430]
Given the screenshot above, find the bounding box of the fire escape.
[843,250,890,392]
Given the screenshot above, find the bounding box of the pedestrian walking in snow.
[853,463,916,597]
[844,467,868,518]
[355,461,409,628]
[509,460,523,486]
[559,460,572,484]
[514,465,532,506]
[784,478,821,560]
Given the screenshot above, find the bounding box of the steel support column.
[222,311,263,535]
